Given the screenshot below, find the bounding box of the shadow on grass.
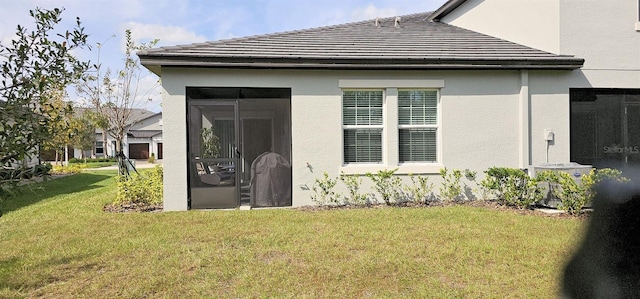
[0,254,97,295]
[1,172,114,216]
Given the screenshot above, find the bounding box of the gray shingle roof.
[139,11,583,73]
[128,130,162,138]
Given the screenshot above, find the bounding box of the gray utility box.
[532,163,592,208]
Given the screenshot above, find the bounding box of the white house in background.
[138,0,639,211]
[74,109,163,160]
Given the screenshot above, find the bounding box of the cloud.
[350,4,399,21]
[121,21,208,47]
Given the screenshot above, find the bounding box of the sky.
[0,0,447,112]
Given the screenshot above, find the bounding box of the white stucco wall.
[560,0,640,88]
[160,68,572,210]
[442,0,561,54]
[129,113,163,131]
[442,0,640,89]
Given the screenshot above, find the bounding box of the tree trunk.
[102,131,108,158]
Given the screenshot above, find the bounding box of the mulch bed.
[103,199,590,219]
[103,203,163,213]
[296,200,591,219]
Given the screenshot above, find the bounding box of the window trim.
[339,82,444,174]
[342,89,385,165]
[397,89,440,164]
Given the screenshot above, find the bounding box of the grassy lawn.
[73,161,116,168]
[0,171,586,298]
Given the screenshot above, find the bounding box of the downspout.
[519,70,531,169]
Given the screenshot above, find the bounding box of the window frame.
[397,89,440,164]
[338,80,444,174]
[342,89,385,164]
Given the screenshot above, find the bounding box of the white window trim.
[636,0,640,31]
[342,89,385,165]
[397,89,441,166]
[339,81,444,175]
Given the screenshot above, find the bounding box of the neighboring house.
[0,100,40,168]
[73,108,163,160]
[138,0,637,211]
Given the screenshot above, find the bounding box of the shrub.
[114,166,163,205]
[536,168,628,215]
[311,172,341,205]
[32,163,52,177]
[339,172,368,205]
[69,157,117,164]
[366,169,402,205]
[51,164,87,174]
[439,168,463,201]
[404,173,434,204]
[480,167,542,208]
[148,153,156,164]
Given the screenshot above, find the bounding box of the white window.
[398,90,438,163]
[342,90,383,163]
[339,80,444,173]
[96,141,104,154]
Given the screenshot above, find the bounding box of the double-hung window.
[342,90,383,163]
[398,90,438,163]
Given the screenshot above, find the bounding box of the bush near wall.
[114,166,163,205]
[69,157,117,164]
[536,168,628,215]
[480,167,542,209]
[311,166,629,216]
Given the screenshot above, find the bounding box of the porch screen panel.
[343,90,383,163]
[398,90,438,162]
[214,120,235,159]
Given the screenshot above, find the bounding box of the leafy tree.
[0,7,88,201]
[77,30,158,159]
[70,110,98,161]
[40,87,75,165]
[76,30,158,177]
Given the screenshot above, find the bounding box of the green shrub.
[439,168,463,201]
[339,172,368,205]
[536,168,628,215]
[147,153,156,164]
[404,173,434,204]
[32,163,52,177]
[480,167,542,208]
[114,166,163,205]
[51,164,87,174]
[311,172,341,205]
[366,169,402,205]
[69,157,117,164]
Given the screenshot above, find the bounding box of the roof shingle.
[139,12,584,73]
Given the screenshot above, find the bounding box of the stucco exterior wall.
[129,113,162,131]
[441,0,640,89]
[441,0,561,54]
[160,68,572,210]
[529,71,574,164]
[560,0,640,88]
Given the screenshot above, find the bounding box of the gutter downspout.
[519,70,531,169]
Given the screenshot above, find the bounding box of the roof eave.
[140,56,585,71]
[428,0,468,21]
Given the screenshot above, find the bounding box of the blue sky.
[1,0,447,111]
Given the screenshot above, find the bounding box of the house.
[138,0,638,211]
[73,108,163,160]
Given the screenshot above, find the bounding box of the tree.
[76,29,158,173]
[39,87,75,165]
[70,110,98,161]
[102,30,158,154]
[0,8,88,198]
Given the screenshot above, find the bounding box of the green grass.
[0,171,586,298]
[74,161,116,168]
